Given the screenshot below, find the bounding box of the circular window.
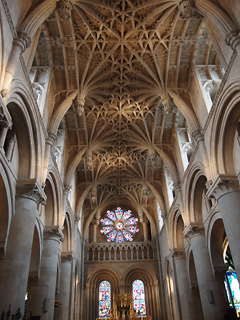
[100,207,139,243]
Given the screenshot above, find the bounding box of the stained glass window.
[132,280,146,316]
[99,281,111,318]
[224,247,240,317]
[100,207,139,243]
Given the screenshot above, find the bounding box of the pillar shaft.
[173,250,203,320]
[1,33,31,97]
[185,224,227,320]
[0,180,46,315]
[27,226,63,320]
[54,252,73,320]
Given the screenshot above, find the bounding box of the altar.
[97,294,151,320]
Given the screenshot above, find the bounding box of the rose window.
[100,207,139,243]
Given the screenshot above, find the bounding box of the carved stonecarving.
[225,29,240,52]
[61,251,74,263]
[178,0,195,20]
[59,0,73,21]
[184,223,205,241]
[16,179,47,205]
[44,226,64,242]
[206,175,239,201]
[172,249,185,259]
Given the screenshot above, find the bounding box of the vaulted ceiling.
[34,0,218,221]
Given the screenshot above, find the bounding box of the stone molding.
[184,223,205,241]
[178,0,195,20]
[58,0,73,21]
[206,174,239,201]
[46,132,57,147]
[192,129,204,143]
[16,179,46,205]
[13,31,31,53]
[171,249,185,259]
[44,225,64,242]
[61,251,74,263]
[225,29,240,52]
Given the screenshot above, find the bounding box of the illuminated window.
[224,249,240,317]
[99,281,111,318]
[100,207,139,243]
[132,280,146,316]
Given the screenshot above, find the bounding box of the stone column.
[142,217,148,241]
[0,119,11,147]
[192,130,210,179]
[172,249,203,320]
[184,224,228,320]
[1,32,31,97]
[43,133,57,184]
[54,252,73,320]
[0,179,46,315]
[27,226,63,320]
[5,135,16,161]
[207,175,240,277]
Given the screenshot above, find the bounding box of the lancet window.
[99,281,111,318]
[132,280,146,316]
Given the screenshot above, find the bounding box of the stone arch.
[184,164,208,223]
[18,0,58,38]
[7,82,44,180]
[210,83,240,177]
[44,173,59,226]
[29,220,42,280]
[62,212,73,252]
[174,212,185,251]
[0,163,13,258]
[207,213,226,276]
[124,266,159,318]
[194,0,237,37]
[168,90,200,134]
[85,267,121,320]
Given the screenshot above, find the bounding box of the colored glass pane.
[133,280,146,316]
[100,207,139,243]
[225,267,240,315]
[99,281,111,318]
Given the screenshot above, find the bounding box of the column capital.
[225,29,240,52]
[173,182,182,193]
[192,129,204,143]
[44,226,64,242]
[171,249,185,259]
[206,174,239,201]
[16,179,46,205]
[46,132,57,147]
[0,119,11,129]
[13,31,31,53]
[184,223,205,241]
[63,184,71,194]
[61,251,74,263]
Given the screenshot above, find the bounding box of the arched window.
[99,281,111,318]
[224,244,240,316]
[132,280,146,316]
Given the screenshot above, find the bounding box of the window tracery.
[99,281,111,318]
[132,280,146,316]
[100,207,139,243]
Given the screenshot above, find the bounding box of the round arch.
[209,82,240,178]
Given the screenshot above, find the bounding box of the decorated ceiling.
[33,0,218,224]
